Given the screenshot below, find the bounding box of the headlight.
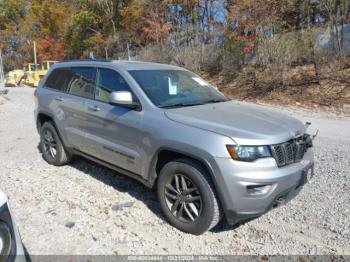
[0,221,12,257]
[226,145,271,161]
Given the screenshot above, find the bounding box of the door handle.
[88,105,100,112]
[55,96,64,102]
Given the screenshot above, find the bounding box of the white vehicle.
[0,190,26,261]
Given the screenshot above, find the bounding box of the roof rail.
[59,59,112,63]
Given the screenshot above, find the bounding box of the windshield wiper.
[159,98,231,108]
[159,102,205,109]
[203,98,230,104]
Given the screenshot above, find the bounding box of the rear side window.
[66,67,95,99]
[45,68,71,91]
[95,68,132,103]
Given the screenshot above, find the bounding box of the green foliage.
[0,0,26,29]
[65,9,102,58]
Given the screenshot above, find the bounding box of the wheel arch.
[148,147,224,205]
[36,111,71,152]
[149,148,214,183]
[36,111,56,132]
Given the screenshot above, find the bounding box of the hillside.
[206,58,350,116]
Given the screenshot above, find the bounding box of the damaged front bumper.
[210,148,315,225]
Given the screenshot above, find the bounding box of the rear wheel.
[40,122,71,166]
[157,158,222,235]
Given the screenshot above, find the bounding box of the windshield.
[29,64,41,71]
[129,70,228,108]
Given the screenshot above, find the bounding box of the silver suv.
[34,60,315,235]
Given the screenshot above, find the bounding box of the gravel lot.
[0,88,349,255]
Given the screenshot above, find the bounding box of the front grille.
[271,135,310,167]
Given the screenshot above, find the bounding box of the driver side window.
[95,68,132,103]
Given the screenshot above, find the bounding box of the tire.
[40,121,71,166]
[157,158,222,235]
[17,76,24,87]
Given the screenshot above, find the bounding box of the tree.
[64,8,101,58]
[320,0,345,54]
[37,36,65,61]
[20,0,72,61]
[121,0,170,46]
[0,0,26,30]
[0,0,28,69]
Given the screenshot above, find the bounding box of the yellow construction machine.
[5,69,25,87]
[22,61,57,87]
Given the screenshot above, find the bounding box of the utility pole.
[33,41,37,69]
[0,49,7,94]
[105,47,109,60]
[127,43,131,61]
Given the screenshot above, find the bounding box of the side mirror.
[109,91,140,110]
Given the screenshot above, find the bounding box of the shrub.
[138,44,172,64]
[170,46,203,72]
[200,44,222,75]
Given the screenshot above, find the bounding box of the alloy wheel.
[164,174,202,223]
[42,129,57,159]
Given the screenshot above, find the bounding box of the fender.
[36,109,56,131]
[36,109,72,152]
[147,146,227,210]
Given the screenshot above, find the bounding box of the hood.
[164,101,306,145]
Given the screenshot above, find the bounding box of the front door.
[83,67,144,176]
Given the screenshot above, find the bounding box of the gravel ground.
[0,88,349,255]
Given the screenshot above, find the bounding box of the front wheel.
[157,158,222,235]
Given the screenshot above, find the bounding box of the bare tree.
[97,0,118,37]
[320,0,345,55]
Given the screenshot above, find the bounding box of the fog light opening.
[276,197,286,206]
[246,184,272,196]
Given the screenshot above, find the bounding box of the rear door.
[82,67,144,175]
[62,67,96,152]
[42,68,73,146]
